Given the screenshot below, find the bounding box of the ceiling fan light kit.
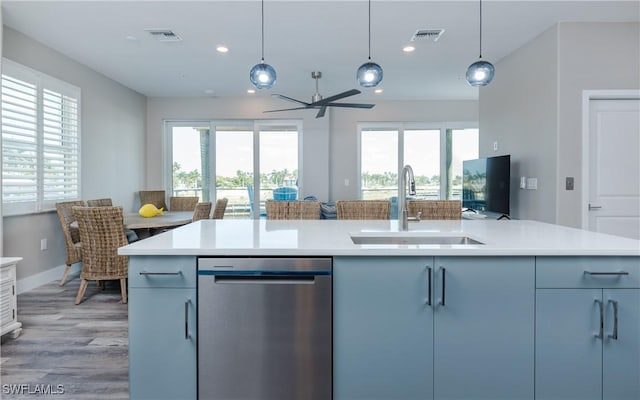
[250,0,276,89]
[357,0,383,88]
[466,0,495,86]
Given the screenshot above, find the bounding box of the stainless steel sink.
[350,234,484,245]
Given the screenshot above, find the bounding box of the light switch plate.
[520,177,526,189]
[526,178,538,190]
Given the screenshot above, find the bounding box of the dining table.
[70,211,193,240]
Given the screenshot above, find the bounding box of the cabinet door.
[536,289,602,400]
[603,289,640,400]
[129,288,196,400]
[434,257,534,400]
[334,257,434,400]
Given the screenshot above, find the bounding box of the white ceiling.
[2,1,638,102]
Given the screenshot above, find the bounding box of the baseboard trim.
[16,263,81,294]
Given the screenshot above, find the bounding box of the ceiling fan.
[264,71,375,118]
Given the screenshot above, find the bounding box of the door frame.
[580,90,640,230]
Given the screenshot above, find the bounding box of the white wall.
[146,97,330,201]
[329,100,478,200]
[0,3,4,257]
[2,27,147,281]
[556,22,640,227]
[480,22,639,226]
[480,26,559,222]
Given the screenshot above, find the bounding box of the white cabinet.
[334,256,535,400]
[535,257,640,400]
[1,257,22,339]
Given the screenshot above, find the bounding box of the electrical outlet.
[40,238,47,251]
[493,141,498,152]
[520,177,526,189]
[566,177,574,191]
[344,179,350,186]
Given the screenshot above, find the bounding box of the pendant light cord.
[368,0,372,61]
[261,0,265,62]
[479,0,483,59]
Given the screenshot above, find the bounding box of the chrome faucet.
[398,164,420,231]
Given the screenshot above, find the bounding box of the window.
[2,59,81,215]
[166,120,301,218]
[359,124,478,200]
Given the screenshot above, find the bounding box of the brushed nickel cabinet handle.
[139,271,182,276]
[439,267,446,306]
[594,299,604,340]
[185,299,191,340]
[426,266,432,306]
[608,300,619,341]
[584,271,629,276]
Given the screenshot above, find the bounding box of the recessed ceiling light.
[247,89,256,94]
[124,35,138,41]
[216,45,229,53]
[402,45,416,53]
[374,88,384,94]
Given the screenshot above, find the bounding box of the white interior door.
[587,99,640,239]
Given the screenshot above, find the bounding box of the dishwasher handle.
[200,270,330,285]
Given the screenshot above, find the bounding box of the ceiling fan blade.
[312,89,361,105]
[271,94,310,106]
[263,106,311,114]
[315,106,327,118]
[326,103,375,109]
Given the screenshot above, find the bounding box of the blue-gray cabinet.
[128,256,197,400]
[334,256,535,400]
[535,257,640,400]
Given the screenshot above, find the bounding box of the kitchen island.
[119,219,640,400]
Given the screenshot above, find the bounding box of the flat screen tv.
[462,154,511,216]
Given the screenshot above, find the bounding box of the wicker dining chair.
[336,200,391,220]
[192,202,212,221]
[266,200,321,220]
[139,190,167,210]
[72,206,128,305]
[212,198,228,219]
[55,200,85,286]
[408,200,462,220]
[170,196,199,212]
[87,198,113,207]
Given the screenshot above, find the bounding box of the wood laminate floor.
[1,278,128,399]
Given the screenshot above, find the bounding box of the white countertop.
[117,219,640,257]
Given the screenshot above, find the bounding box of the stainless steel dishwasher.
[197,257,332,400]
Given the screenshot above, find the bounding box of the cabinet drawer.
[536,257,640,288]
[129,256,196,288]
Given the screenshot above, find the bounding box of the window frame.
[1,59,82,216]
[163,119,303,218]
[357,122,478,200]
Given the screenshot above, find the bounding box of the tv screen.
[462,155,510,215]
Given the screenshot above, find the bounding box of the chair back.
[408,200,462,220]
[336,200,391,220]
[193,202,212,221]
[87,198,113,207]
[170,196,199,211]
[55,200,85,266]
[72,206,128,281]
[212,198,228,219]
[266,201,321,220]
[139,190,167,210]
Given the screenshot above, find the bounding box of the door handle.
[608,300,619,341]
[426,266,432,306]
[438,267,446,306]
[594,299,604,340]
[588,204,602,211]
[185,299,191,340]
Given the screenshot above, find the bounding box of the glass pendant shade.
[250,62,276,89]
[466,60,495,86]
[357,61,383,87]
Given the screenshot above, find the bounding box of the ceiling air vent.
[411,29,445,42]
[145,29,182,42]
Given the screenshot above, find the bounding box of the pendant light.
[356,0,383,88]
[466,0,495,86]
[250,0,276,89]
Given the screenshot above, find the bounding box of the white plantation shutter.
[2,59,81,215]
